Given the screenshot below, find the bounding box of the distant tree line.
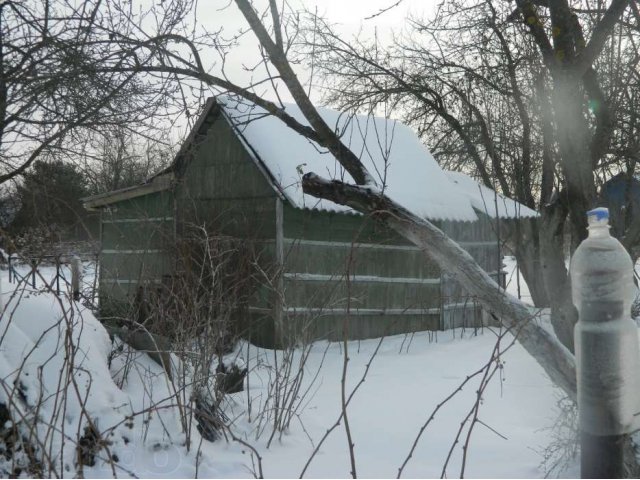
[0,131,174,246]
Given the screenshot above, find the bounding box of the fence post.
[7,254,11,284]
[55,256,60,295]
[71,255,82,301]
[571,207,640,478]
[31,259,36,289]
[91,252,99,305]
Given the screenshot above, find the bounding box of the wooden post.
[55,256,60,295]
[91,252,99,305]
[71,255,82,301]
[8,254,11,284]
[274,198,285,347]
[31,260,36,288]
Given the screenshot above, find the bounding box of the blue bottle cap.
[587,207,609,221]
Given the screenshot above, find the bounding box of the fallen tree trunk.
[235,2,639,472]
[303,173,578,397]
[303,173,640,476]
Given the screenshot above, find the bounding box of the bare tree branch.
[577,0,631,75]
[301,172,576,398]
[234,0,377,186]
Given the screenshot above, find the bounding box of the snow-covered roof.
[218,96,478,222]
[180,96,534,222]
[445,171,538,219]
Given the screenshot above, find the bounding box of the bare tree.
[0,0,179,186]
[6,0,639,470]
[78,127,176,195]
[293,0,640,353]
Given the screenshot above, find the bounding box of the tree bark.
[302,172,577,399]
[540,200,578,352]
[552,76,596,249]
[512,218,550,307]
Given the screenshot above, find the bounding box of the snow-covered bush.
[0,270,238,477]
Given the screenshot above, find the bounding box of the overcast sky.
[192,0,438,104]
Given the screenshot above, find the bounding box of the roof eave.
[82,173,174,211]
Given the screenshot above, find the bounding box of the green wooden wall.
[174,111,280,345]
[440,214,504,329]
[278,205,442,344]
[99,190,175,319]
[95,103,508,347]
[175,113,277,237]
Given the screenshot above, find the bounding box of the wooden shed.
[83,96,537,347]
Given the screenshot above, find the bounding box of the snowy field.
[0,261,582,478]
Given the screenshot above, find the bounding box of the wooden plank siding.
[282,239,440,278]
[174,112,281,346]
[276,313,440,344]
[175,111,278,238]
[251,204,508,345]
[279,204,443,344]
[440,214,504,329]
[283,276,441,310]
[98,191,175,318]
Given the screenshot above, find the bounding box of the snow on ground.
[222,332,573,479]
[502,255,640,307]
[0,263,578,478]
[0,269,209,478]
[502,256,533,305]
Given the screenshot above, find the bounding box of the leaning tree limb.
[234,0,377,187]
[302,172,577,398]
[234,0,578,402]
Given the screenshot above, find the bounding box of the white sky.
[193,0,438,104]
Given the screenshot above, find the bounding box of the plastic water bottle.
[571,207,640,435]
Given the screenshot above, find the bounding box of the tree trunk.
[542,75,597,352]
[512,218,550,307]
[539,199,578,353]
[552,76,596,247]
[302,173,577,398]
